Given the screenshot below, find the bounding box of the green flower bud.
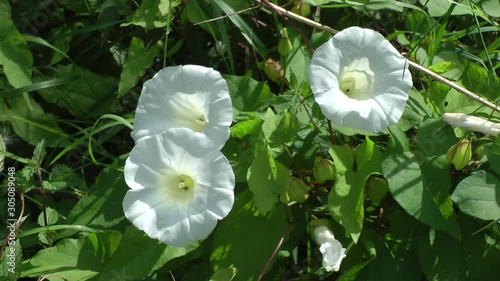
[288,177,310,203]
[314,159,336,184]
[264,58,284,82]
[291,1,311,17]
[278,28,293,57]
[446,138,472,170]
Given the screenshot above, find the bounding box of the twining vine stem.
[256,0,500,114]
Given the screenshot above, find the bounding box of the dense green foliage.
[1,0,499,280]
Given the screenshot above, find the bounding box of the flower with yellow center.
[123,128,235,247]
[131,65,233,147]
[308,26,413,132]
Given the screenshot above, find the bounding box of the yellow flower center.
[339,57,374,100]
[160,172,196,204]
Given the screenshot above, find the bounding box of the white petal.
[443,113,500,136]
[123,128,235,247]
[309,26,412,133]
[131,65,233,147]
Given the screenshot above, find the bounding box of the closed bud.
[443,113,500,137]
[446,138,472,170]
[278,28,293,56]
[291,1,311,17]
[314,159,336,184]
[288,177,310,203]
[264,58,284,82]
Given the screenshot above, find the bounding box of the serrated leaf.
[45,164,83,191]
[37,207,59,227]
[451,170,500,221]
[38,231,57,245]
[118,37,160,97]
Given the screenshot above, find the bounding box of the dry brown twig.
[255,0,500,113]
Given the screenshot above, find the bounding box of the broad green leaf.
[486,135,500,177]
[429,61,459,74]
[417,229,466,281]
[329,141,381,241]
[304,0,333,5]
[122,0,179,29]
[230,119,263,139]
[0,97,69,147]
[247,147,290,213]
[36,65,116,118]
[382,151,461,239]
[21,235,105,280]
[58,165,127,239]
[118,37,160,97]
[224,75,272,111]
[0,0,33,90]
[451,170,500,221]
[210,190,287,280]
[286,44,312,85]
[210,266,238,281]
[415,117,458,160]
[98,226,199,280]
[397,89,432,132]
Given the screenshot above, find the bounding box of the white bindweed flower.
[123,128,235,247]
[309,26,413,132]
[313,225,346,272]
[131,65,233,147]
[443,113,500,136]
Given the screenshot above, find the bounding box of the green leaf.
[21,236,103,280]
[210,190,287,280]
[451,170,500,221]
[118,37,160,97]
[486,136,500,177]
[37,207,60,227]
[36,65,117,118]
[247,147,290,213]
[417,229,466,281]
[382,151,461,239]
[0,97,68,147]
[44,165,83,192]
[122,0,179,29]
[329,141,381,241]
[224,75,272,111]
[304,0,333,5]
[210,266,238,281]
[32,139,46,165]
[230,119,263,139]
[415,117,458,160]
[0,239,22,280]
[211,0,268,59]
[0,0,33,90]
[98,226,199,280]
[58,165,127,239]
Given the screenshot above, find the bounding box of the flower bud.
[442,113,500,137]
[314,159,336,184]
[291,1,311,17]
[446,138,472,170]
[277,28,293,57]
[288,177,310,203]
[311,225,346,272]
[264,58,284,82]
